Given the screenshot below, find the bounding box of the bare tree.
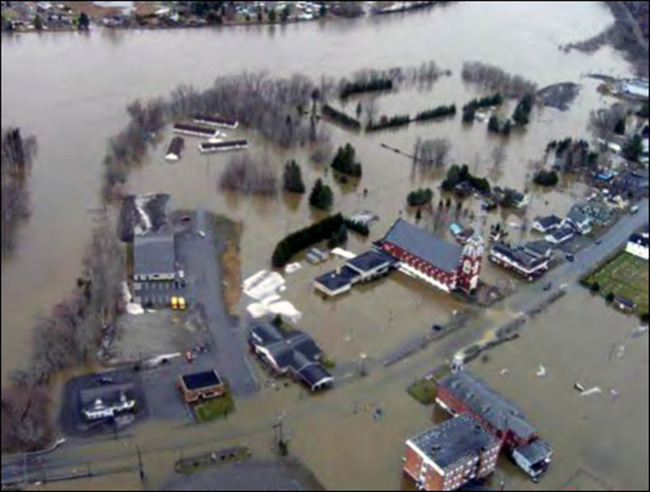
[1,385,53,453]
[462,62,538,98]
[219,154,278,196]
[417,138,451,167]
[589,103,629,140]
[491,143,507,170]
[364,98,380,124]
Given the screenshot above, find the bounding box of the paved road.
[175,209,258,397]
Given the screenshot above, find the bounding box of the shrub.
[331,143,362,177]
[605,292,615,303]
[407,188,434,207]
[533,170,559,187]
[590,282,601,294]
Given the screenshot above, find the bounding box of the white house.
[626,233,649,260]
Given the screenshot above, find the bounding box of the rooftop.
[409,415,499,470]
[534,215,562,229]
[382,219,463,273]
[629,233,649,248]
[181,370,223,391]
[514,439,553,466]
[523,240,553,259]
[346,250,397,273]
[80,383,135,409]
[550,226,574,242]
[439,371,537,442]
[133,232,175,277]
[492,243,547,269]
[314,266,360,291]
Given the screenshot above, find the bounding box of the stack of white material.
[243,270,302,323]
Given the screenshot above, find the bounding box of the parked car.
[595,239,603,246]
[98,376,114,385]
[185,351,194,363]
[565,253,575,263]
[543,282,553,291]
[171,296,179,310]
[181,215,192,222]
[198,230,206,238]
[630,205,639,215]
[178,297,187,311]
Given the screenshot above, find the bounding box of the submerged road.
[1,202,647,488]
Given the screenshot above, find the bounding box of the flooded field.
[2,2,648,490]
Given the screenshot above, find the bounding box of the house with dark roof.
[173,122,218,138]
[436,370,552,479]
[165,136,184,161]
[489,242,551,280]
[314,251,397,298]
[563,204,593,235]
[532,215,562,234]
[523,240,553,260]
[133,232,176,282]
[194,114,239,130]
[248,322,333,392]
[178,370,225,403]
[404,415,501,491]
[545,226,574,245]
[377,219,484,294]
[626,232,649,260]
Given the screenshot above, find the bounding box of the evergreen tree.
[33,14,43,31]
[78,12,89,30]
[309,179,333,210]
[283,160,306,194]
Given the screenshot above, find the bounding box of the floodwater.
[2,2,647,490]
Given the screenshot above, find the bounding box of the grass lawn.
[583,252,649,314]
[194,393,235,423]
[407,378,437,405]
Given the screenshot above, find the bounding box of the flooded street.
[2,2,648,490]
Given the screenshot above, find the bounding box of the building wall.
[381,242,457,292]
[489,251,549,279]
[404,445,444,491]
[626,242,649,260]
[181,384,225,403]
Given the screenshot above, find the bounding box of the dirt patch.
[60,2,124,20]
[209,215,243,318]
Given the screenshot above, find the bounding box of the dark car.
[543,282,553,291]
[181,215,192,222]
[98,376,115,385]
[595,239,603,246]
[432,324,444,333]
[565,253,575,262]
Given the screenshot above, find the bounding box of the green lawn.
[583,252,649,314]
[194,393,235,423]
[407,378,437,405]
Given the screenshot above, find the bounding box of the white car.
[198,230,206,238]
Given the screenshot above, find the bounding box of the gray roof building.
[249,322,333,392]
[381,219,462,274]
[133,232,175,280]
[408,415,500,471]
[438,371,537,443]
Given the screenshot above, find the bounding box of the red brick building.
[178,370,225,403]
[404,415,501,491]
[436,370,553,479]
[378,219,484,295]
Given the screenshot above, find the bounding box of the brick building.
[377,219,484,295]
[178,370,225,403]
[436,370,552,479]
[404,415,501,491]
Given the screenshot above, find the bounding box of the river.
[2,2,647,490]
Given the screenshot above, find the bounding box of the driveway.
[175,209,258,397]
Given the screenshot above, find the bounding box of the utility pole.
[136,444,145,485]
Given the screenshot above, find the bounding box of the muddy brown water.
[3,2,647,490]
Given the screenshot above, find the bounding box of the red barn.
[377,219,483,295]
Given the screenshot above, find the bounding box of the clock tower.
[457,231,484,294]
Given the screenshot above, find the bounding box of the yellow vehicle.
[178,297,187,311]
[171,296,179,310]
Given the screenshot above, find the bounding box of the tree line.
[462,93,504,123]
[415,104,457,122]
[1,127,37,255]
[441,164,491,194]
[321,104,362,131]
[2,211,124,453]
[219,154,278,196]
[462,62,538,99]
[272,214,346,268]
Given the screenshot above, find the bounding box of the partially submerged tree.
[283,160,306,194]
